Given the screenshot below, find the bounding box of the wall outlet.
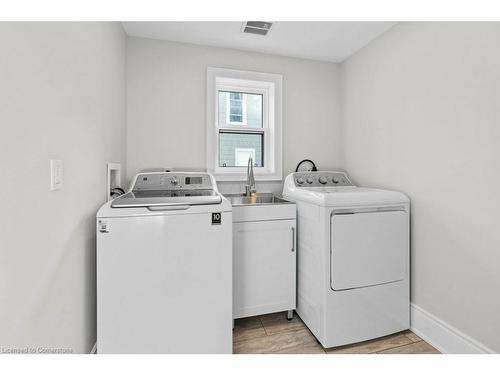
[107,162,122,201]
[50,159,63,191]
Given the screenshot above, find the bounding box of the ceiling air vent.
[242,21,273,36]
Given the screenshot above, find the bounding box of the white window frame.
[207,67,283,181]
[225,92,248,125]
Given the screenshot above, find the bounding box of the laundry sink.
[225,193,292,206]
[224,193,296,222]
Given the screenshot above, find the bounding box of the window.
[218,90,263,168]
[207,68,283,181]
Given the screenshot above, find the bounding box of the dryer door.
[330,209,408,291]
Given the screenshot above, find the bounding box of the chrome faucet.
[245,156,256,197]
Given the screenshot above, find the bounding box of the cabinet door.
[233,219,296,319]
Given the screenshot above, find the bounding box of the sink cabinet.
[231,200,296,319]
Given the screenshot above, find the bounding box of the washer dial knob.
[306,177,314,184]
[170,177,179,186]
[332,177,339,184]
[318,176,328,184]
[296,177,305,185]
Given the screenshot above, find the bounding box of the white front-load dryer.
[283,171,410,348]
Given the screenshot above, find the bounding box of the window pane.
[218,90,263,128]
[219,132,263,167]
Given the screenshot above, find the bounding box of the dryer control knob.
[306,178,314,184]
[319,176,328,184]
[332,178,339,184]
[296,177,304,185]
[170,177,178,186]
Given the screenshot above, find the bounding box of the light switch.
[50,159,63,191]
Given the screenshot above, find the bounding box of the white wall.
[0,22,126,353]
[126,37,341,192]
[340,22,500,352]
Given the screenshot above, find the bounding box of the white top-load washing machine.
[283,171,410,348]
[96,172,232,354]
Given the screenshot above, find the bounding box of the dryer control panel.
[292,171,353,187]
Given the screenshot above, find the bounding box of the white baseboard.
[410,303,495,354]
[90,342,97,354]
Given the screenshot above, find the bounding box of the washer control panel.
[293,171,353,187]
[132,172,214,191]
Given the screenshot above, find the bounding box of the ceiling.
[122,22,396,63]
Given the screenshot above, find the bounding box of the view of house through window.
[218,90,263,167]
[227,92,245,124]
[234,148,255,167]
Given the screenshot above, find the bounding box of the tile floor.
[233,312,440,354]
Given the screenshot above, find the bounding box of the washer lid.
[111,190,222,208]
[111,172,223,208]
